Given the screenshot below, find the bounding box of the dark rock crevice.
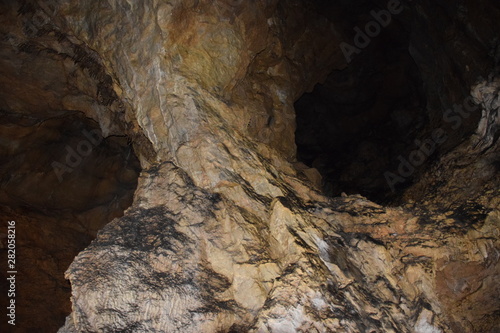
[0,109,141,331]
[294,0,499,206]
[0,2,142,330]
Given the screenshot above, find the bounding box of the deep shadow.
[295,11,427,203]
[0,111,141,331]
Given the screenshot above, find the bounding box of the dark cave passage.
[294,0,488,204]
[0,110,141,330]
[0,111,140,219]
[294,26,427,203]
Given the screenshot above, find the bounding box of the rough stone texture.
[400,77,500,211]
[0,2,141,331]
[0,0,498,332]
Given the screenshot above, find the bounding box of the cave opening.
[294,0,483,204]
[294,31,426,203]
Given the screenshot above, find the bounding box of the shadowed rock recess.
[0,0,498,332]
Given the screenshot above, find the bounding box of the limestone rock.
[0,0,497,332]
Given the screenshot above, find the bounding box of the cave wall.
[0,112,140,331]
[398,0,500,209]
[0,1,141,331]
[0,0,498,332]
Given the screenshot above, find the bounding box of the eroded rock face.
[0,1,141,331]
[0,0,498,332]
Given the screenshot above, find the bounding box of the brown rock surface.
[0,0,498,332]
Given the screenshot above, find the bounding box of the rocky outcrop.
[0,0,498,332]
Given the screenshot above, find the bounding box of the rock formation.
[0,0,498,332]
